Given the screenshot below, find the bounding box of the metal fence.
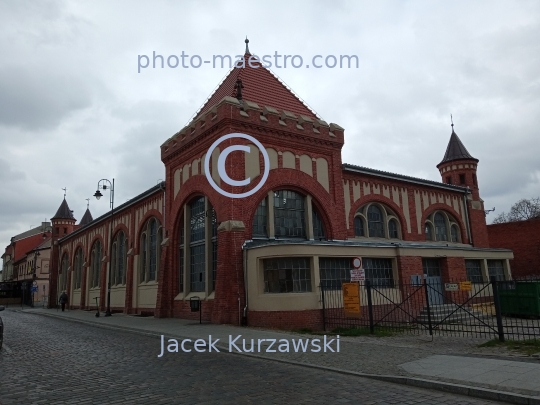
[320,278,540,341]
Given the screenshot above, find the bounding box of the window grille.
[487,260,505,281]
[388,219,399,239]
[466,260,483,283]
[263,257,311,293]
[273,190,306,238]
[450,225,459,243]
[189,197,206,292]
[364,258,394,287]
[211,208,218,291]
[367,205,384,237]
[312,207,326,239]
[422,258,441,277]
[91,241,101,288]
[149,220,157,281]
[178,224,184,293]
[354,216,364,237]
[319,258,349,289]
[252,198,268,238]
[434,213,448,241]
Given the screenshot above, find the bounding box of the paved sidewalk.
[19,307,540,402]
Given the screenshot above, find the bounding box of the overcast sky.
[1,0,539,252]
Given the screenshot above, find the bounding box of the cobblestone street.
[0,310,503,404]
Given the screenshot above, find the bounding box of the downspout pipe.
[241,240,250,325]
[463,190,473,246]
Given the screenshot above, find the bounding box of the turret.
[437,121,489,247]
[51,198,77,239]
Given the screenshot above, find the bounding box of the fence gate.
[320,278,540,341]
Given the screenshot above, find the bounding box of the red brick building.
[48,45,513,329]
[488,218,540,279]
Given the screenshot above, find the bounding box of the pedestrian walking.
[59,291,68,312]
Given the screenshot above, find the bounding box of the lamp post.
[94,178,114,317]
[30,249,41,308]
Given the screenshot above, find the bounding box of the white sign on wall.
[350,268,365,282]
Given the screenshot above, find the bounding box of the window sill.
[138,281,158,287]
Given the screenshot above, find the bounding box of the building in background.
[0,223,52,306]
[488,218,540,279]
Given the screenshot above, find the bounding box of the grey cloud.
[0,66,92,130]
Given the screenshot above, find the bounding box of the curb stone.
[26,310,540,405]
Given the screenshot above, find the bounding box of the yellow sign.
[342,282,361,317]
[459,281,472,291]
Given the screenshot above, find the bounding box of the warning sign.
[444,283,459,291]
[350,268,365,282]
[459,281,472,291]
[342,282,361,317]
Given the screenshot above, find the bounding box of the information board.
[342,282,361,317]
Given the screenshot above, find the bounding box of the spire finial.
[244,36,250,54]
[62,187,67,199]
[235,78,244,100]
[450,114,454,132]
[86,198,90,209]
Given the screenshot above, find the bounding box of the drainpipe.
[463,191,473,246]
[241,240,250,325]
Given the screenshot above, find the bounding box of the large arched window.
[367,205,385,238]
[90,240,102,288]
[354,203,402,240]
[74,248,83,290]
[388,219,399,239]
[354,216,365,237]
[274,190,306,238]
[190,197,206,292]
[434,213,448,242]
[178,196,219,294]
[139,218,162,283]
[312,207,326,240]
[252,198,267,238]
[112,231,126,286]
[425,211,461,243]
[59,253,68,292]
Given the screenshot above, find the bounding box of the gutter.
[241,240,250,325]
[463,191,473,245]
[343,164,469,193]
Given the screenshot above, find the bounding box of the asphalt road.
[0,309,500,404]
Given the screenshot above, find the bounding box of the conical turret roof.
[79,208,93,227]
[51,199,75,221]
[439,130,478,165]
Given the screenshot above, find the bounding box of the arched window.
[388,219,399,239]
[140,218,161,283]
[425,223,434,241]
[112,232,126,285]
[190,197,206,292]
[252,198,267,238]
[59,254,68,292]
[425,211,461,243]
[74,248,83,290]
[211,208,218,291]
[90,240,102,288]
[434,213,448,241]
[178,221,184,293]
[354,216,364,237]
[450,225,459,243]
[312,207,326,240]
[274,190,306,238]
[367,205,384,238]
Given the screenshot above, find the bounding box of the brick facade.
[45,52,513,330]
[488,219,540,278]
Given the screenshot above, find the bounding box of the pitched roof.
[196,53,318,119]
[51,198,75,220]
[79,208,93,227]
[440,130,477,164]
[343,164,469,193]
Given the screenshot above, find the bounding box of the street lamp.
[94,178,115,317]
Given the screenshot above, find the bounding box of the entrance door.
[422,259,444,305]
